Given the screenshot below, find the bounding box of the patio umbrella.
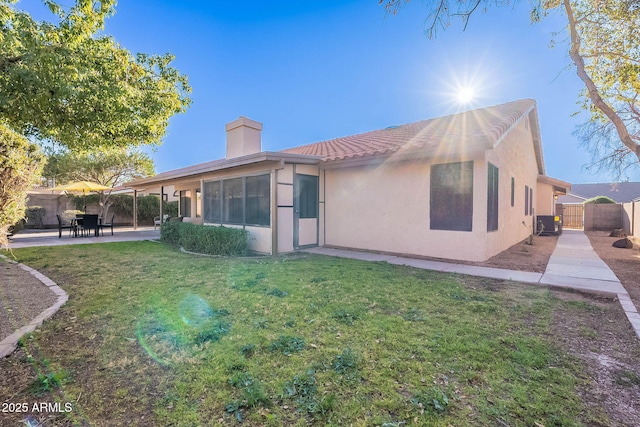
[53,181,112,213]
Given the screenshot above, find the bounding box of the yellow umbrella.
[53,181,112,212]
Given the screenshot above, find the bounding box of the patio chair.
[99,214,115,236]
[154,214,169,230]
[56,214,74,238]
[80,214,99,237]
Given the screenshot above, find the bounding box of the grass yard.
[0,241,623,426]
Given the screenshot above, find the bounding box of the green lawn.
[5,241,603,426]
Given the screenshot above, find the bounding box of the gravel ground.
[0,257,58,343]
[586,230,640,307]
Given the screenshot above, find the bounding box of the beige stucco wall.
[321,117,541,262]
[536,183,555,217]
[622,201,639,237]
[323,155,490,261]
[223,224,272,254]
[484,117,541,259]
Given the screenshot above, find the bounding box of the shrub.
[160,222,249,256]
[61,210,84,224]
[25,206,47,228]
[160,221,181,244]
[0,124,44,247]
[583,195,617,204]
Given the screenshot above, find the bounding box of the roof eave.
[127,151,322,188]
[537,174,571,194]
[492,100,545,175]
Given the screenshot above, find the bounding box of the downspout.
[632,201,636,237]
[271,159,287,256]
[160,185,164,225]
[133,189,138,230]
[271,168,278,256]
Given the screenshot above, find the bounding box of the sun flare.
[455,86,476,105]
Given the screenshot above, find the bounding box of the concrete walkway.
[305,229,640,339]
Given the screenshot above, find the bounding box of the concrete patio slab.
[8,227,160,249]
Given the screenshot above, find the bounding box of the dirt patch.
[472,234,558,273]
[0,257,58,342]
[586,230,640,307]
[549,289,640,426]
[402,234,558,273]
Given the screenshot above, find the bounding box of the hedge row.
[160,222,249,256]
[72,194,179,224]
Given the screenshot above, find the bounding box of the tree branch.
[564,0,640,162]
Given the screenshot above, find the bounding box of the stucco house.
[127,99,570,262]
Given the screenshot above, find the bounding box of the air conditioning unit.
[536,215,562,235]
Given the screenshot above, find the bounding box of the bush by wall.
[583,196,617,204]
[160,221,181,244]
[72,194,179,225]
[160,222,249,256]
[26,206,47,228]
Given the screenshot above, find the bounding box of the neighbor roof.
[282,99,544,172]
[560,182,640,203]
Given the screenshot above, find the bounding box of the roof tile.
[282,99,536,161]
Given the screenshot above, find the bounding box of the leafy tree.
[43,147,155,219]
[1,0,191,150]
[0,123,44,248]
[380,0,640,176]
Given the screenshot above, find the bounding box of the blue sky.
[28,0,640,183]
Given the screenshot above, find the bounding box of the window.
[195,189,202,218]
[487,163,499,231]
[524,185,529,216]
[430,161,473,231]
[223,177,243,224]
[298,175,318,219]
[203,181,221,223]
[510,177,515,207]
[246,175,270,226]
[203,174,271,227]
[529,187,534,216]
[179,190,192,217]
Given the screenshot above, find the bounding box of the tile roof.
[282,99,537,162]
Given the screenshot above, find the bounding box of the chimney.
[225,116,263,159]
